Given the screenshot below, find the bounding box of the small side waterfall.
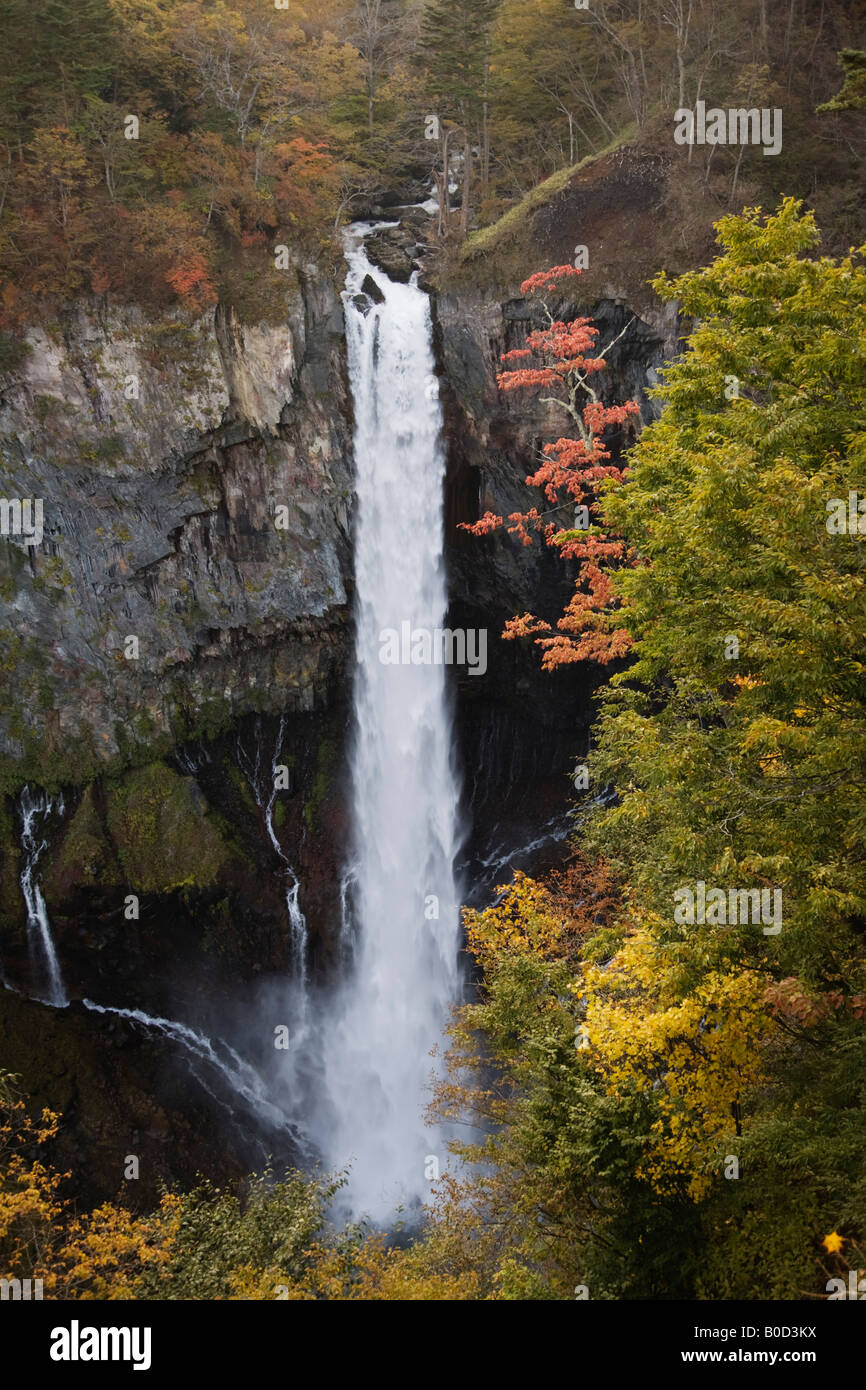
[18,787,67,1008]
[236,717,308,978]
[308,231,462,1223]
[82,999,300,1141]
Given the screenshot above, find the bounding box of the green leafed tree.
[588,197,866,988]
[417,0,500,232]
[817,49,866,113]
[405,200,866,1301]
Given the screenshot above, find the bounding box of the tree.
[171,1,280,149]
[272,137,342,236]
[348,0,406,135]
[24,125,95,232]
[580,0,657,132]
[460,263,641,669]
[417,0,500,233]
[574,197,866,1289]
[0,1070,64,1293]
[490,0,618,182]
[589,200,866,972]
[0,0,117,147]
[129,195,218,313]
[421,858,691,1299]
[426,201,866,1299]
[817,49,866,113]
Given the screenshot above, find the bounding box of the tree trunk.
[460,134,471,238]
[482,53,491,189]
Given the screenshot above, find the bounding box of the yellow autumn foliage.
[575,929,772,1199]
[225,1235,480,1300]
[0,1083,65,1294]
[464,870,572,960]
[58,1194,181,1300]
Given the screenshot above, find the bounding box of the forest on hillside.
[1,0,866,1328]
[0,0,863,325]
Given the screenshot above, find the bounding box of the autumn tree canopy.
[461,262,641,669]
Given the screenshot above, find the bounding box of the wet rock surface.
[364,225,421,284]
[0,265,353,781]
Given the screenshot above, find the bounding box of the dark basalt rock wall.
[0,264,353,785]
[432,281,675,872]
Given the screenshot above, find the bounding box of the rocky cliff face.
[432,280,677,871]
[0,225,675,985]
[0,258,352,786]
[0,261,358,1206]
[0,257,354,1093]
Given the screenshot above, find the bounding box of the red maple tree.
[460,264,641,670]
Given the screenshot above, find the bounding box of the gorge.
[0,189,662,1216]
[0,0,863,1313]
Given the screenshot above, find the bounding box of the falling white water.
[308,231,461,1223]
[237,717,308,977]
[18,787,67,1007]
[82,999,299,1140]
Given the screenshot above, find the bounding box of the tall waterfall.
[309,232,461,1223]
[19,787,67,1008]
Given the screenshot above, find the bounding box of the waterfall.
[308,231,461,1224]
[236,716,307,978]
[18,787,67,1008]
[82,999,304,1146]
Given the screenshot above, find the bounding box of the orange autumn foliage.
[164,254,218,313]
[460,263,641,670]
[273,138,341,231]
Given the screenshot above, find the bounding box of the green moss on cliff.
[104,762,237,894]
[223,757,258,816]
[453,133,634,291]
[0,797,22,938]
[303,735,336,832]
[43,786,122,908]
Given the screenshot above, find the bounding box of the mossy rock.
[199,895,234,958]
[104,762,237,895]
[43,785,122,908]
[303,735,337,832]
[0,797,23,936]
